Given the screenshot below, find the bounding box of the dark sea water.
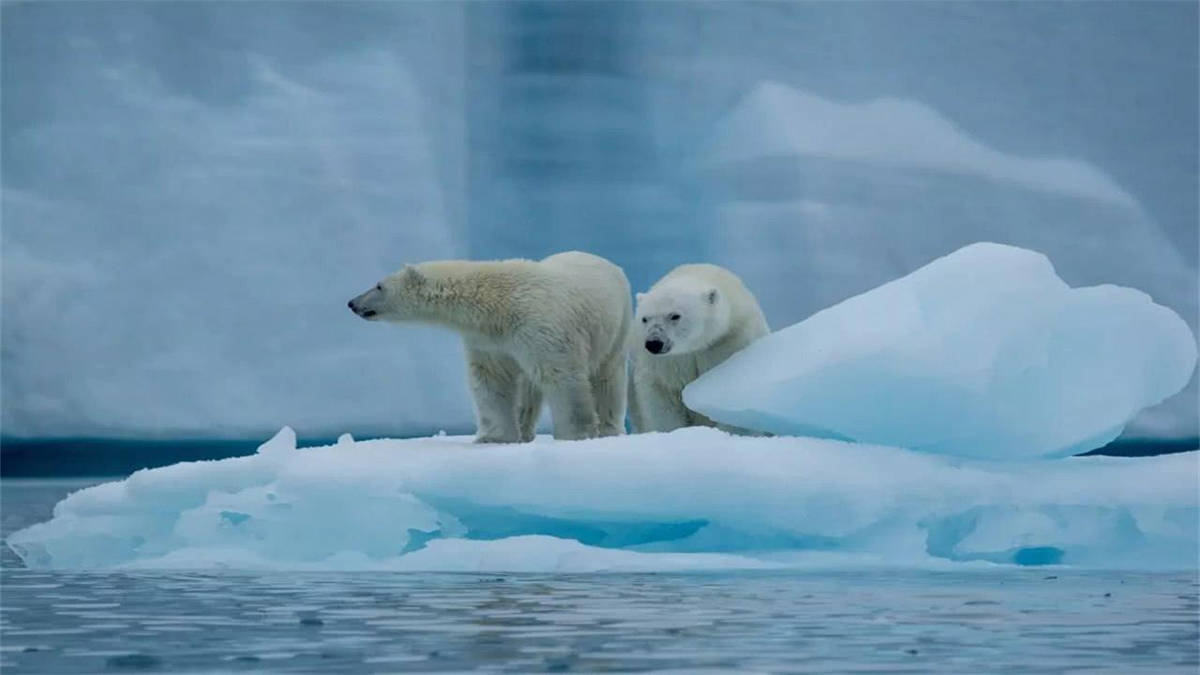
[3,479,1198,673]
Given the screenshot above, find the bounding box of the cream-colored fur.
[629,264,768,435]
[349,251,632,442]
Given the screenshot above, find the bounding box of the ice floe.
[8,427,1196,571]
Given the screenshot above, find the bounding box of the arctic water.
[3,479,1196,673]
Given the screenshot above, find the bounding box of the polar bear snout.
[347,294,379,320]
[645,338,670,355]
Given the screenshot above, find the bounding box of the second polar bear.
[629,264,769,434]
[348,251,631,442]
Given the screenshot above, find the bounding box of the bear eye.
[641,317,648,323]
[375,283,383,291]
[669,313,681,321]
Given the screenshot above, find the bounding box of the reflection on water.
[2,480,1197,673]
[2,568,1197,673]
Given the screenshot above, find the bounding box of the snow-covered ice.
[685,243,1197,459]
[8,426,1197,572]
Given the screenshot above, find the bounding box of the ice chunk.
[685,243,1197,459]
[7,428,1196,571]
[257,426,296,455]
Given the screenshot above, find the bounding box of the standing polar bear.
[629,264,769,434]
[349,251,632,442]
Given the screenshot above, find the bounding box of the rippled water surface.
[3,479,1197,673]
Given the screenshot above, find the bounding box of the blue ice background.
[2,2,1196,443]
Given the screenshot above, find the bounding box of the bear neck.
[413,263,517,337]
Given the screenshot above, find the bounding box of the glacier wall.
[3,2,1196,440]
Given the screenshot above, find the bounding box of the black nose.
[348,300,357,311]
[645,339,664,354]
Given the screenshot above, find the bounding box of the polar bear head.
[348,266,428,321]
[635,283,730,356]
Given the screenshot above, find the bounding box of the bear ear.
[636,292,647,302]
[704,288,719,305]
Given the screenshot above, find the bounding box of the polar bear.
[348,251,631,442]
[628,264,769,434]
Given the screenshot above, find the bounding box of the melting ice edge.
[8,426,1197,572]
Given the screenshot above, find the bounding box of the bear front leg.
[544,374,600,441]
[467,350,522,443]
[633,379,691,433]
[627,368,647,433]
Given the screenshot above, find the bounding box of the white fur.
[349,251,632,442]
[629,264,769,435]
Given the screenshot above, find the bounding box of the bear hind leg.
[515,375,543,442]
[543,374,599,441]
[591,358,627,437]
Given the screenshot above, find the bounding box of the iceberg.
[685,243,1197,459]
[8,426,1197,571]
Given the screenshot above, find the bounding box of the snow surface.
[686,243,1197,459]
[8,427,1197,572]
